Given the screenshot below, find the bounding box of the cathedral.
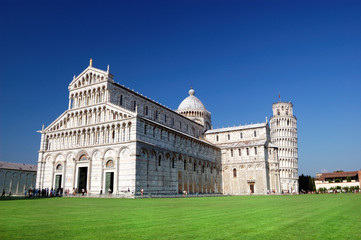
[36,60,299,196]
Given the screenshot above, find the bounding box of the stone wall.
[0,169,36,196]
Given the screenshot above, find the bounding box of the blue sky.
[1,0,360,176]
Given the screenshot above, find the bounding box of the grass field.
[0,194,360,240]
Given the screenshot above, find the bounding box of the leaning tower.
[270,101,298,193]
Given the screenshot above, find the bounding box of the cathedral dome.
[177,88,207,111]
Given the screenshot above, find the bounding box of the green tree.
[299,174,316,192]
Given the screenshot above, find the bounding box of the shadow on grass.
[0,196,61,201]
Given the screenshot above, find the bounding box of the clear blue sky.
[1,0,360,176]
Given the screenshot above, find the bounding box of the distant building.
[0,162,37,196]
[315,171,361,190]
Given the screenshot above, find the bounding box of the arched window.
[287,119,289,126]
[184,160,187,170]
[202,164,205,173]
[233,168,237,178]
[56,164,62,171]
[228,134,230,140]
[277,109,280,116]
[286,111,288,115]
[145,106,148,115]
[238,149,241,156]
[132,101,137,111]
[144,125,147,134]
[246,148,249,156]
[106,160,114,168]
[45,139,49,150]
[230,149,233,157]
[254,147,257,155]
[119,95,123,105]
[79,154,88,161]
[216,135,219,141]
[172,158,175,168]
[254,131,257,137]
[158,156,161,166]
[240,132,243,139]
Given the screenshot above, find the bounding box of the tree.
[299,174,316,192]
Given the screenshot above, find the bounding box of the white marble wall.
[270,102,299,193]
[205,124,280,195]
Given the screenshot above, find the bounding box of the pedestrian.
[82,188,85,196]
[141,188,144,196]
[1,189,5,197]
[100,188,103,195]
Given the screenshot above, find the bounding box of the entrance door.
[250,184,254,193]
[105,172,114,193]
[55,175,62,191]
[78,167,88,191]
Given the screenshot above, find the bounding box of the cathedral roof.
[177,88,207,111]
[219,140,267,149]
[205,122,267,134]
[0,161,37,172]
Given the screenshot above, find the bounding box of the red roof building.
[315,170,361,190]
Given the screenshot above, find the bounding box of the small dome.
[178,87,206,111]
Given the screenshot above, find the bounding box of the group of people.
[26,188,63,197]
[0,187,64,198]
[68,188,88,196]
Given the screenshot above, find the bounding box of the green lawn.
[0,194,360,240]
